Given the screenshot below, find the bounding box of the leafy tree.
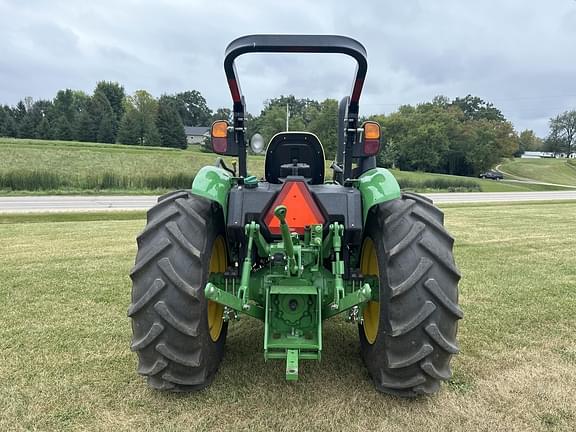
[53,89,75,122]
[0,106,18,137]
[71,91,91,116]
[371,96,517,175]
[95,81,125,123]
[90,91,116,143]
[143,126,161,147]
[14,101,27,124]
[548,110,576,156]
[257,104,304,143]
[516,129,543,156]
[131,90,158,124]
[451,95,505,122]
[97,113,116,143]
[157,95,187,149]
[174,90,212,126]
[543,130,564,155]
[76,110,96,142]
[117,90,160,146]
[35,116,51,139]
[18,99,54,139]
[18,114,37,138]
[308,99,338,158]
[117,109,141,145]
[456,119,518,174]
[403,123,451,172]
[210,108,232,123]
[253,95,320,144]
[265,95,321,126]
[69,90,93,141]
[52,115,74,140]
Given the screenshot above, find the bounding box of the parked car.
[479,170,503,180]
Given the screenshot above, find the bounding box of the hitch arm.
[204,282,264,320]
[323,283,372,319]
[274,205,298,274]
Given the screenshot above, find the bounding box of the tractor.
[128,35,462,397]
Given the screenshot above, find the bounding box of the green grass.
[391,168,573,192]
[499,158,576,186]
[0,137,264,194]
[1,202,575,431]
[0,137,569,194]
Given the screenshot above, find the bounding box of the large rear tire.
[128,190,228,391]
[359,192,462,397]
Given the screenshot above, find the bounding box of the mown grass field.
[0,137,566,194]
[1,202,575,431]
[499,158,576,186]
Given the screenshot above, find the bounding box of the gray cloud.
[0,0,575,135]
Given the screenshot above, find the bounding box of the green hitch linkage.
[274,205,298,275]
[238,221,257,308]
[330,222,345,309]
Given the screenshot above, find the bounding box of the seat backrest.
[264,132,325,184]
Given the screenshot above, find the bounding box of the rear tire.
[359,192,462,397]
[128,190,228,391]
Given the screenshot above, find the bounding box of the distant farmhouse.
[184,126,210,145]
[521,151,556,159]
[521,151,576,159]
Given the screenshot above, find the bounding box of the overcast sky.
[1,0,575,136]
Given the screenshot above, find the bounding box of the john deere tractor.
[129,35,462,396]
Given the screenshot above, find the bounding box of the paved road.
[2,191,576,213]
[0,196,158,213]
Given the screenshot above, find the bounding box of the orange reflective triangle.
[264,181,325,235]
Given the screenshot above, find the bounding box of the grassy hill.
[498,158,576,186]
[0,138,264,193]
[0,137,568,194]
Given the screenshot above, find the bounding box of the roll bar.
[223,35,368,179]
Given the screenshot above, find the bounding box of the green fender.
[191,166,233,219]
[357,167,401,223]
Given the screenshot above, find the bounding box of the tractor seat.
[264,132,325,184]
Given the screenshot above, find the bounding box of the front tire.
[128,190,228,391]
[359,193,462,396]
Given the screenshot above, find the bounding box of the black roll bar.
[223,35,368,179]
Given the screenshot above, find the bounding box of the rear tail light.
[211,120,229,154]
[264,180,325,235]
[362,121,381,156]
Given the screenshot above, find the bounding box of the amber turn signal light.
[211,120,229,138]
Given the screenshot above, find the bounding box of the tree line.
[0,82,221,149]
[256,94,521,175]
[1,81,574,175]
[255,95,575,175]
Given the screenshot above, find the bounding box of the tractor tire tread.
[129,189,227,392]
[360,192,461,397]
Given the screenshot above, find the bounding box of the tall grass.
[0,170,194,191]
[0,169,481,192]
[0,170,481,193]
[398,177,481,192]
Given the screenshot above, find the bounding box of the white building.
[184,126,210,145]
[521,151,576,159]
[521,151,556,159]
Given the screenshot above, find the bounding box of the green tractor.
[129,35,462,396]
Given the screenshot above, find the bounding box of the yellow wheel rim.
[360,237,380,344]
[208,236,227,341]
